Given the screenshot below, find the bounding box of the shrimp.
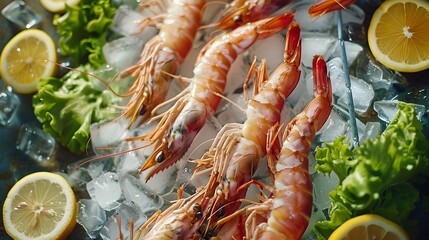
[121,0,205,127]
[126,22,300,240]
[246,55,332,240]
[205,0,292,31]
[132,189,206,240]
[192,22,302,236]
[138,12,295,180]
[308,0,357,17]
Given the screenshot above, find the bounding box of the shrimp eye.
[195,211,203,219]
[233,14,243,24]
[156,151,165,163]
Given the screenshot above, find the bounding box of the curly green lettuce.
[54,0,117,67]
[314,102,429,239]
[33,64,124,153]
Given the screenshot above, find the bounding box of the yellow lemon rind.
[2,172,77,240]
[328,214,409,240]
[368,0,429,73]
[0,29,58,94]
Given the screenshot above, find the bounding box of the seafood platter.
[1,0,429,239]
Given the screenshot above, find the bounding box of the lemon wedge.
[368,0,429,72]
[329,214,409,240]
[39,0,80,13]
[2,172,77,239]
[0,29,58,94]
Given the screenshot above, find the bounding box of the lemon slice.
[39,0,80,13]
[368,0,429,73]
[0,29,58,94]
[329,214,409,240]
[2,172,77,239]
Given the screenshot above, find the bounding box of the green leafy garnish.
[54,0,117,67]
[33,64,124,153]
[314,102,429,239]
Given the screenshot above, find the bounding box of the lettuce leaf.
[54,0,117,67]
[314,102,429,239]
[32,64,123,153]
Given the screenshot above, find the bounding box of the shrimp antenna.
[52,63,130,98]
[213,92,246,113]
[76,141,151,167]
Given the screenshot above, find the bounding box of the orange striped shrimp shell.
[308,0,357,17]
[121,0,205,127]
[207,0,292,31]
[138,12,295,180]
[193,22,302,236]
[132,189,206,239]
[251,55,332,240]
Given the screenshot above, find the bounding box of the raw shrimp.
[308,0,356,17]
[132,188,206,240]
[205,0,292,31]
[192,22,302,236]
[138,12,295,180]
[126,21,300,240]
[246,55,332,240]
[121,0,205,127]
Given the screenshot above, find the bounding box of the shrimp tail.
[308,0,357,17]
[255,12,295,39]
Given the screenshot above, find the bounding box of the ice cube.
[318,106,365,144]
[1,0,41,29]
[373,100,426,124]
[327,58,375,115]
[301,33,337,68]
[311,172,339,210]
[77,199,107,239]
[393,87,429,127]
[341,4,365,25]
[0,88,20,125]
[139,163,180,196]
[103,35,147,71]
[216,94,247,125]
[361,122,382,143]
[100,201,147,240]
[111,5,158,37]
[66,164,92,191]
[87,172,125,211]
[224,54,251,97]
[355,51,407,98]
[337,75,374,115]
[287,67,312,110]
[330,41,363,66]
[287,1,335,32]
[247,34,286,73]
[90,119,129,156]
[112,0,141,9]
[120,174,164,214]
[16,124,56,163]
[317,110,348,143]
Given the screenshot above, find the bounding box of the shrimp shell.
[139,12,295,180]
[122,0,205,127]
[308,0,357,17]
[251,55,332,240]
[209,0,292,31]
[194,22,302,237]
